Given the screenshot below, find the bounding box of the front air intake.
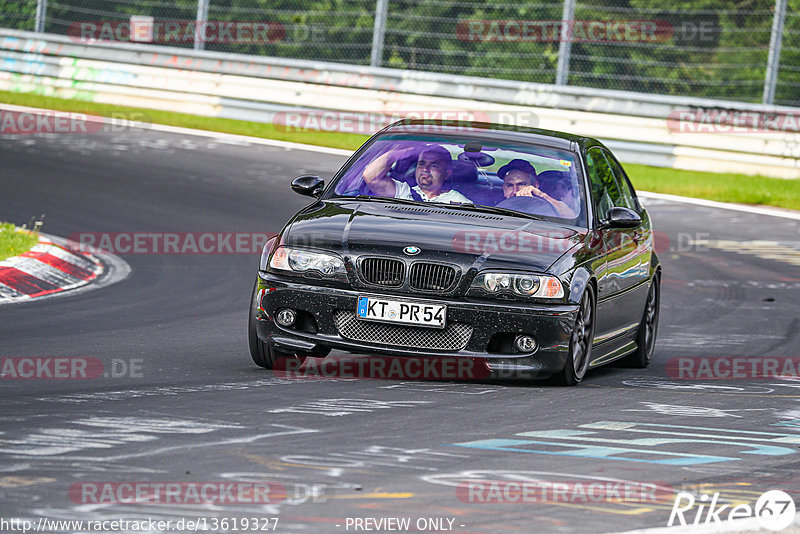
[409,262,458,291]
[359,257,405,287]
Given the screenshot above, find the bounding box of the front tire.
[248,280,291,369]
[555,284,595,386]
[622,273,660,368]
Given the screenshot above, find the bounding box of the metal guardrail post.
[194,0,210,51]
[370,0,389,67]
[35,0,48,33]
[555,0,576,86]
[763,0,787,105]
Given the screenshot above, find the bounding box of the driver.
[499,159,576,218]
[362,144,471,203]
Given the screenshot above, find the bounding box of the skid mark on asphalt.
[0,416,317,462]
[701,240,800,267]
[616,378,779,395]
[219,468,412,501]
[661,278,747,326]
[0,416,242,456]
[1,460,164,475]
[685,279,800,289]
[68,425,318,463]
[654,331,785,349]
[268,398,431,416]
[762,317,800,355]
[378,382,504,395]
[274,446,469,478]
[655,317,798,357]
[238,453,377,478]
[623,402,771,418]
[34,377,301,403]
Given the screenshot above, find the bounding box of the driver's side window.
[603,151,640,213]
[586,148,623,219]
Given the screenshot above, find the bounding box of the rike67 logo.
[668,490,796,531]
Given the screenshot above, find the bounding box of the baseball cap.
[497,158,537,179]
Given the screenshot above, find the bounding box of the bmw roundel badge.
[403,246,421,255]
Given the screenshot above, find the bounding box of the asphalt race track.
[2,126,800,534]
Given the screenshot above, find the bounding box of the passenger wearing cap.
[362,144,471,203]
[498,159,576,218]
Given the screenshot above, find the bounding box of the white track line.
[638,191,800,221]
[0,103,352,156]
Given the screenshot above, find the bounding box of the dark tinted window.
[603,151,640,212]
[329,133,588,226]
[585,147,624,217]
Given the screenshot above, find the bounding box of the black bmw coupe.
[249,120,661,385]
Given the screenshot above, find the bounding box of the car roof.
[380,119,604,152]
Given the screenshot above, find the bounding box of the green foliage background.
[1,0,797,105]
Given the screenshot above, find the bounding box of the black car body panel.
[284,200,584,281]
[251,120,661,381]
[255,275,578,378]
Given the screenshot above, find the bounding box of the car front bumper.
[254,272,579,380]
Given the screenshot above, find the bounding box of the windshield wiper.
[440,202,548,221]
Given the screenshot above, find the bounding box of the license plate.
[356,296,446,329]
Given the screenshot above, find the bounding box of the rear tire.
[248,280,291,369]
[622,273,660,368]
[554,284,595,386]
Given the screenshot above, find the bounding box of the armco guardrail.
[1,29,799,178]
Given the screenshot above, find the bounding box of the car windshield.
[327,133,587,226]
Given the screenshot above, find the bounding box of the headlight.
[471,272,564,299]
[268,246,346,278]
[259,236,278,271]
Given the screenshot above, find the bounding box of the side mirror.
[601,206,641,229]
[291,175,324,198]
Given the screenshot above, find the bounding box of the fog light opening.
[276,308,297,327]
[514,335,537,353]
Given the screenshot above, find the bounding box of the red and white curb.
[0,233,104,303]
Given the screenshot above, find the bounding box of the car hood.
[283,200,587,274]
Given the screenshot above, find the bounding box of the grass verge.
[0,90,369,150]
[2,90,799,211]
[0,223,39,262]
[625,164,800,211]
